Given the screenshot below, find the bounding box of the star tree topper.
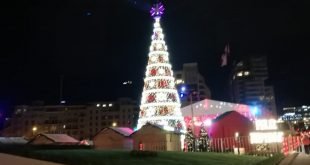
[150,2,165,18]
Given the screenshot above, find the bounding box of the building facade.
[230,56,277,117]
[174,63,211,106]
[281,105,310,129]
[1,98,139,140]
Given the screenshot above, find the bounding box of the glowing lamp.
[181,86,186,92]
[250,106,259,116]
[203,119,212,126]
[163,125,174,131]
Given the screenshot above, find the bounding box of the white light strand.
[151,40,165,45]
[142,89,179,94]
[140,102,180,108]
[144,76,175,81]
[153,28,162,32]
[147,63,171,68]
[138,116,184,121]
[149,51,169,56]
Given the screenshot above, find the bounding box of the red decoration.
[150,69,157,76]
[158,80,167,88]
[147,94,155,103]
[140,110,145,117]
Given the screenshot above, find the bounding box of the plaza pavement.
[0,153,64,165]
[280,152,310,165]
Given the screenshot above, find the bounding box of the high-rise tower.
[231,56,277,117]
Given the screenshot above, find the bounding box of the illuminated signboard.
[250,132,283,144]
[250,118,283,144]
[255,119,277,130]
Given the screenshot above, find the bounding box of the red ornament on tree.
[158,80,167,88]
[150,68,157,76]
[140,110,145,117]
[147,94,155,103]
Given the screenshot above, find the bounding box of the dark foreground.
[2,149,285,165]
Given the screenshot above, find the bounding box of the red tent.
[209,111,254,138]
[208,111,254,152]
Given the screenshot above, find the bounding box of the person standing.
[301,131,310,154]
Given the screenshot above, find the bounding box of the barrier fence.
[207,136,301,154]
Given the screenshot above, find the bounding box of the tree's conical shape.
[137,3,186,132]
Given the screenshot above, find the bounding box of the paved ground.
[0,153,64,165]
[279,152,310,165]
[291,153,310,165]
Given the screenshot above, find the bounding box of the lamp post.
[181,86,196,151]
[189,92,196,151]
[235,132,240,155]
[32,126,37,136]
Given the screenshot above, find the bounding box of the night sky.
[1,0,309,120]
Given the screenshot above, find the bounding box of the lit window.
[102,104,107,107]
[96,104,100,107]
[176,79,184,84]
[109,103,113,107]
[237,72,243,77]
[244,71,250,76]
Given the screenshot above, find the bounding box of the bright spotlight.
[181,86,186,92]
[250,106,259,116]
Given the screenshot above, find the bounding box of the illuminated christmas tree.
[185,127,195,152]
[198,124,210,152]
[137,2,186,132]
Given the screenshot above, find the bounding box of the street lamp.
[180,85,197,151]
[32,126,37,136]
[235,132,240,155]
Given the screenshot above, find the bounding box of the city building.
[1,98,139,140]
[281,105,310,127]
[174,63,211,106]
[230,56,277,117]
